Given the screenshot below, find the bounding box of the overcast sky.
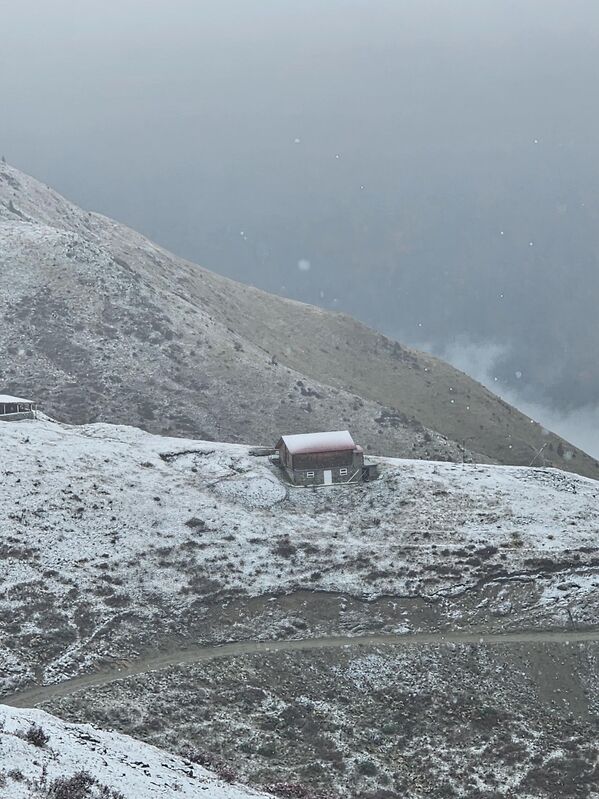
[2,1,599,452]
[4,0,599,233]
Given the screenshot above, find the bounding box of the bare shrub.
[180,746,238,783]
[185,517,207,531]
[267,783,333,799]
[25,723,50,748]
[46,771,95,799]
[45,770,125,799]
[274,538,296,558]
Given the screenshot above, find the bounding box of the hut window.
[306,471,315,478]
[340,468,348,475]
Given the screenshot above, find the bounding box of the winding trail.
[4,626,599,709]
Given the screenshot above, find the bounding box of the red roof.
[277,431,357,455]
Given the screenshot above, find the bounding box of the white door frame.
[323,469,333,485]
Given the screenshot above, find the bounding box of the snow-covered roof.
[278,430,357,454]
[0,394,34,404]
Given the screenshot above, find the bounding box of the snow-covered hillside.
[2,417,599,696]
[0,703,273,798]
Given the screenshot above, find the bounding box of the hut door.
[323,470,333,485]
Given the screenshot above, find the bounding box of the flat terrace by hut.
[0,394,38,421]
[275,430,377,486]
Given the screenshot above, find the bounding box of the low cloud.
[423,338,599,460]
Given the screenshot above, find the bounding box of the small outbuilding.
[0,394,38,421]
[275,430,376,486]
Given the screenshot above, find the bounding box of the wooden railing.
[0,411,36,421]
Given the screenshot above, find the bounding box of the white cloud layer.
[428,338,599,460]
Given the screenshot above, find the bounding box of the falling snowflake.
[297,259,311,272]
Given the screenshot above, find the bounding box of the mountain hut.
[0,394,38,421]
[275,430,375,486]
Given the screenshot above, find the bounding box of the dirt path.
[5,626,599,709]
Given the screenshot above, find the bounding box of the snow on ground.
[2,417,599,692]
[213,473,287,510]
[0,703,273,798]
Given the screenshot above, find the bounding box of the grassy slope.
[190,273,599,478]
